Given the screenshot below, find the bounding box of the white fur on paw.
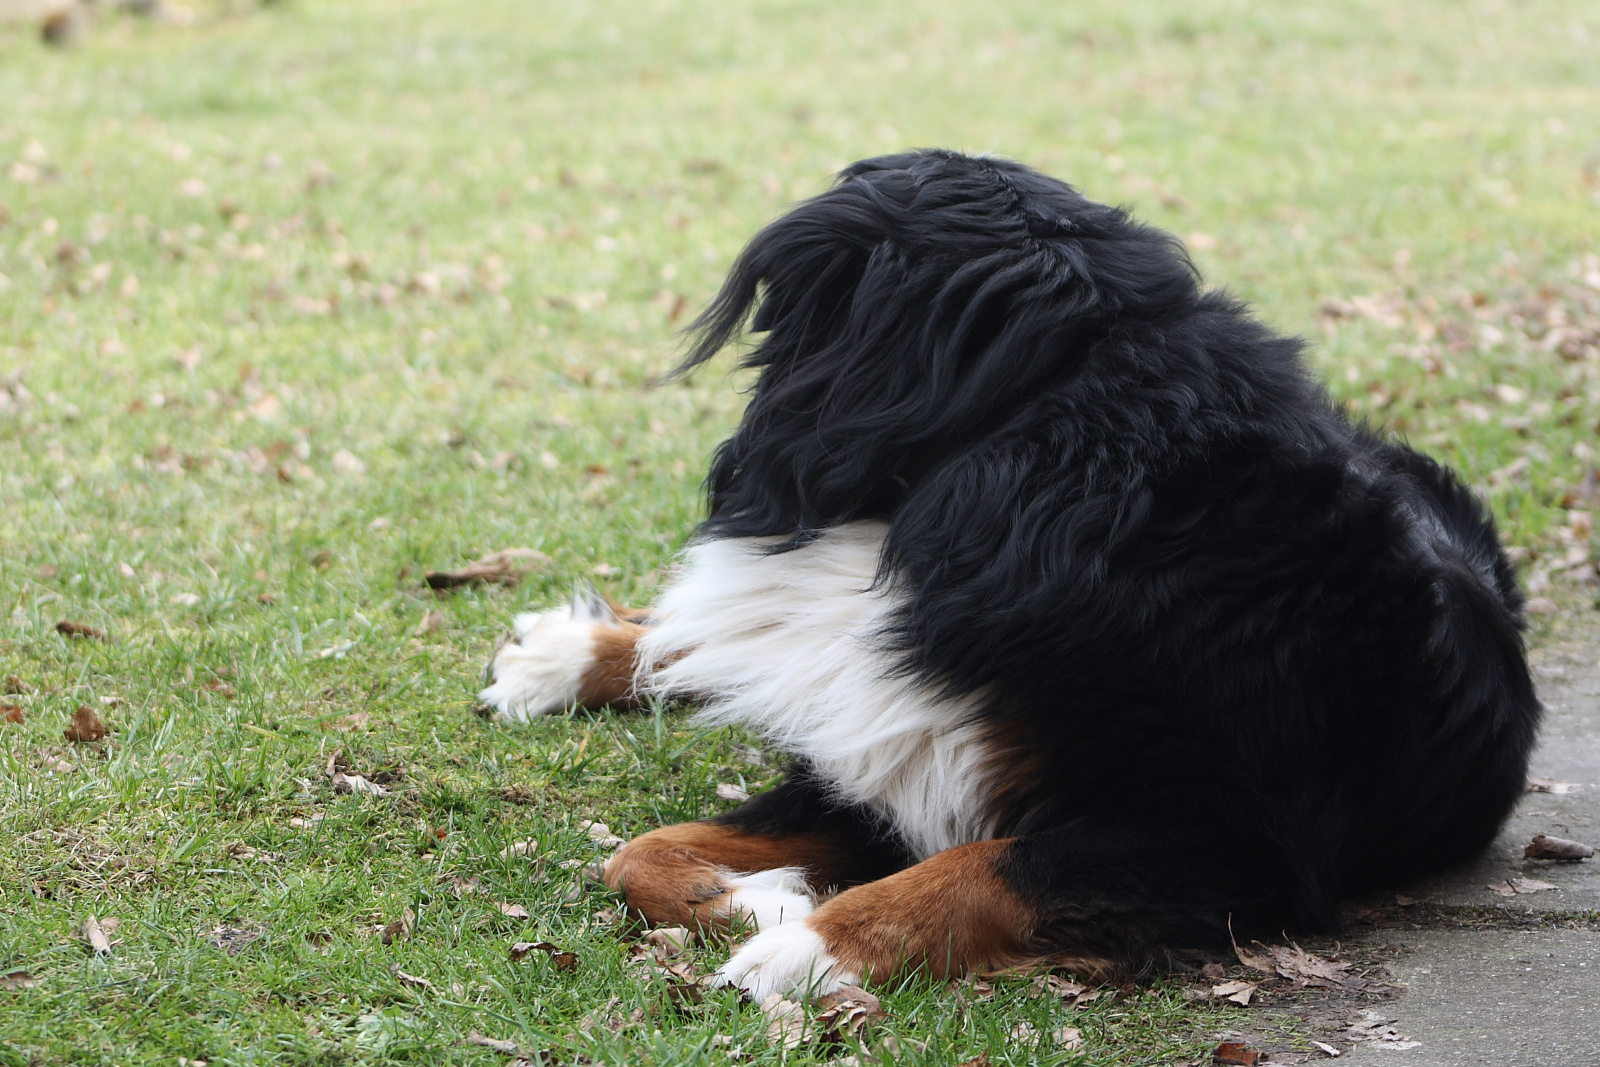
[713,920,856,1000]
[721,868,815,932]
[479,593,611,722]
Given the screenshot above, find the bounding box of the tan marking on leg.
[577,620,646,710]
[602,821,860,932]
[807,839,1044,982]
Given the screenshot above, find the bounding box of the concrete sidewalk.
[1336,625,1600,1067]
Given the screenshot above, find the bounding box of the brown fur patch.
[577,621,645,710]
[603,821,864,932]
[807,839,1050,982]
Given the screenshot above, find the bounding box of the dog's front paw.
[479,590,614,722]
[713,920,858,1000]
[722,867,816,932]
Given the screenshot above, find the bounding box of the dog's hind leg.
[604,768,912,938]
[479,586,650,721]
[713,822,1254,999]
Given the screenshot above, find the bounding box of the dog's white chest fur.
[638,522,992,860]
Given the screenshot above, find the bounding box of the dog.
[479,150,1540,1000]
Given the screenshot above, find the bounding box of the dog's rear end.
[481,150,1540,996]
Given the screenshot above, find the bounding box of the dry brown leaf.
[814,984,885,1040]
[416,609,446,634]
[1235,939,1362,990]
[761,992,807,1050]
[580,819,626,849]
[335,712,371,732]
[82,915,115,955]
[64,705,107,743]
[393,965,435,992]
[1525,834,1594,860]
[1,703,22,724]
[716,782,750,802]
[55,620,107,640]
[511,940,578,971]
[497,902,531,920]
[1030,972,1094,1005]
[957,1056,990,1067]
[464,1032,521,1055]
[1052,1026,1084,1049]
[379,908,415,945]
[1212,979,1257,1005]
[644,926,692,956]
[500,839,538,859]
[4,675,32,695]
[330,771,388,797]
[1213,1041,1260,1065]
[424,548,551,591]
[1009,1021,1036,1043]
[206,923,266,955]
[0,970,36,991]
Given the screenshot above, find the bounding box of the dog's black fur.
[683,150,1539,963]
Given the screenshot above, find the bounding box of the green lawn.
[1,1,1597,1063]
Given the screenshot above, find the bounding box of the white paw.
[478,590,614,722]
[713,920,856,1000]
[722,868,815,932]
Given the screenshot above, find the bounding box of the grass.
[1,0,1597,1063]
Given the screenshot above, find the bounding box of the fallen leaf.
[335,712,372,732]
[379,908,415,945]
[497,902,531,920]
[330,771,388,796]
[1212,979,1257,1005]
[1009,1021,1036,1043]
[716,782,750,802]
[1234,940,1363,990]
[82,915,115,955]
[511,941,578,971]
[1527,778,1577,794]
[464,1032,521,1055]
[55,620,106,640]
[814,984,885,1040]
[415,609,446,634]
[1052,1026,1084,1049]
[1313,1040,1342,1058]
[1,703,22,724]
[64,705,107,743]
[424,548,551,591]
[206,924,266,955]
[500,839,538,859]
[1525,833,1595,860]
[392,965,435,992]
[1510,877,1560,893]
[0,970,36,991]
[580,819,625,849]
[761,992,807,1050]
[1213,1041,1260,1065]
[4,676,32,694]
[644,926,692,956]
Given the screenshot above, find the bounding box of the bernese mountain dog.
[479,150,1540,1000]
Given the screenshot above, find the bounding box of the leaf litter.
[1524,833,1594,860]
[63,705,107,743]
[424,548,551,591]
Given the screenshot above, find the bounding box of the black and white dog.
[479,150,1540,999]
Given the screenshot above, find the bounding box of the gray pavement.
[1337,928,1600,1067]
[1334,632,1600,1066]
